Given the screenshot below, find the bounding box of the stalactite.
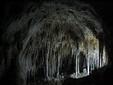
[46,42,50,80]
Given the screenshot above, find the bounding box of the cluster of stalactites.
[16,2,108,83]
[18,26,108,83]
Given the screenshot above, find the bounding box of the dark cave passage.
[0,0,112,85]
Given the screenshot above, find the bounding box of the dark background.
[0,0,113,27]
[0,0,113,85]
[0,0,113,48]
